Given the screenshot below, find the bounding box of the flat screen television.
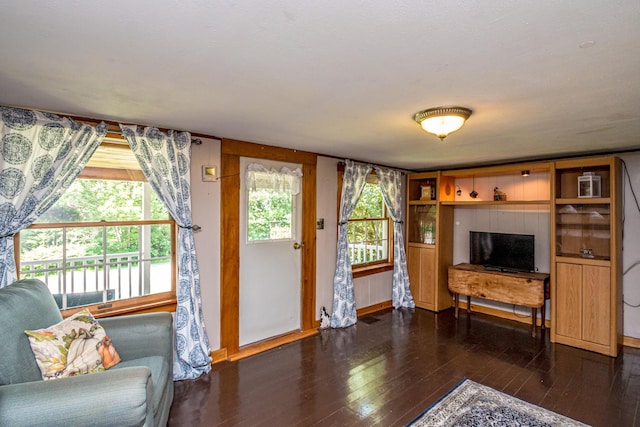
[469,231,535,273]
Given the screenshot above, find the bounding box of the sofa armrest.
[0,367,153,427]
[99,312,173,362]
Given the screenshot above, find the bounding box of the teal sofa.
[0,279,174,427]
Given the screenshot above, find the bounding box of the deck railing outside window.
[19,220,175,310]
[348,242,388,265]
[347,217,389,266]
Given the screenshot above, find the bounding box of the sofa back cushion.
[0,279,63,385]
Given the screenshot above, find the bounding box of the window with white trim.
[17,139,176,316]
[343,173,393,270]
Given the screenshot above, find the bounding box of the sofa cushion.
[25,308,121,380]
[111,355,169,416]
[0,279,63,385]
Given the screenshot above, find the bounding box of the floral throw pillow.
[25,308,121,380]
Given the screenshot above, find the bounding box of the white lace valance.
[245,163,303,195]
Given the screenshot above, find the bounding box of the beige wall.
[619,153,640,339]
[314,156,338,316]
[190,138,222,350]
[191,152,395,352]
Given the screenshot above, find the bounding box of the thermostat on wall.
[202,165,217,182]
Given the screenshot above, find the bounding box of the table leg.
[541,302,546,330]
[454,293,459,318]
[466,295,471,313]
[531,307,537,337]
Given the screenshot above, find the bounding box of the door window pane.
[247,188,295,241]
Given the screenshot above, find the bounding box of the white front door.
[239,157,303,346]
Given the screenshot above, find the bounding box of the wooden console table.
[448,263,550,337]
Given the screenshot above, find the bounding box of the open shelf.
[441,200,549,206]
[555,166,611,199]
[555,254,610,262]
[556,197,611,205]
[441,161,552,178]
[407,241,436,248]
[554,255,610,266]
[408,200,437,206]
[407,173,438,203]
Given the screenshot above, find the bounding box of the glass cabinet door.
[408,205,437,245]
[555,204,610,260]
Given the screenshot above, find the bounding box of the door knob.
[293,242,303,250]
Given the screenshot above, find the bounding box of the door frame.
[220,138,317,357]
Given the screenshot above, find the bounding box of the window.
[247,188,295,241]
[339,170,393,276]
[245,164,301,242]
[17,139,176,317]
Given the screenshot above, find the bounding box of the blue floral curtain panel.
[0,106,107,288]
[331,160,373,328]
[119,125,211,380]
[374,166,415,308]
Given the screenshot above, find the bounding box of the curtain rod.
[337,160,410,174]
[1,105,222,143]
[100,124,203,145]
[69,114,222,145]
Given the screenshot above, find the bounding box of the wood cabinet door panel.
[556,263,582,339]
[582,265,611,346]
[407,246,422,303]
[420,248,436,306]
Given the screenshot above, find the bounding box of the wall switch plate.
[316,218,324,230]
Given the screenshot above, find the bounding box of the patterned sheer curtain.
[0,106,107,287]
[119,125,211,380]
[245,163,303,194]
[373,166,415,308]
[331,160,373,328]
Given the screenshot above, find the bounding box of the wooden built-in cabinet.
[406,155,623,357]
[405,172,454,311]
[406,163,551,312]
[551,156,622,356]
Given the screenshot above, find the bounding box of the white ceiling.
[1,1,639,170]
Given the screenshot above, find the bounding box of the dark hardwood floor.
[169,308,640,426]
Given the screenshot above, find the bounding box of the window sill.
[352,262,394,278]
[62,297,177,319]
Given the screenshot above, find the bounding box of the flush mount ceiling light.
[413,106,472,141]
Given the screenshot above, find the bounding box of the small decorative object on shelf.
[493,187,507,201]
[422,223,435,244]
[578,172,601,198]
[420,185,433,200]
[580,247,595,258]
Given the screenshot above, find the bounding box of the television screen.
[469,231,535,273]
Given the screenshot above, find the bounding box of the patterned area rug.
[407,379,589,426]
